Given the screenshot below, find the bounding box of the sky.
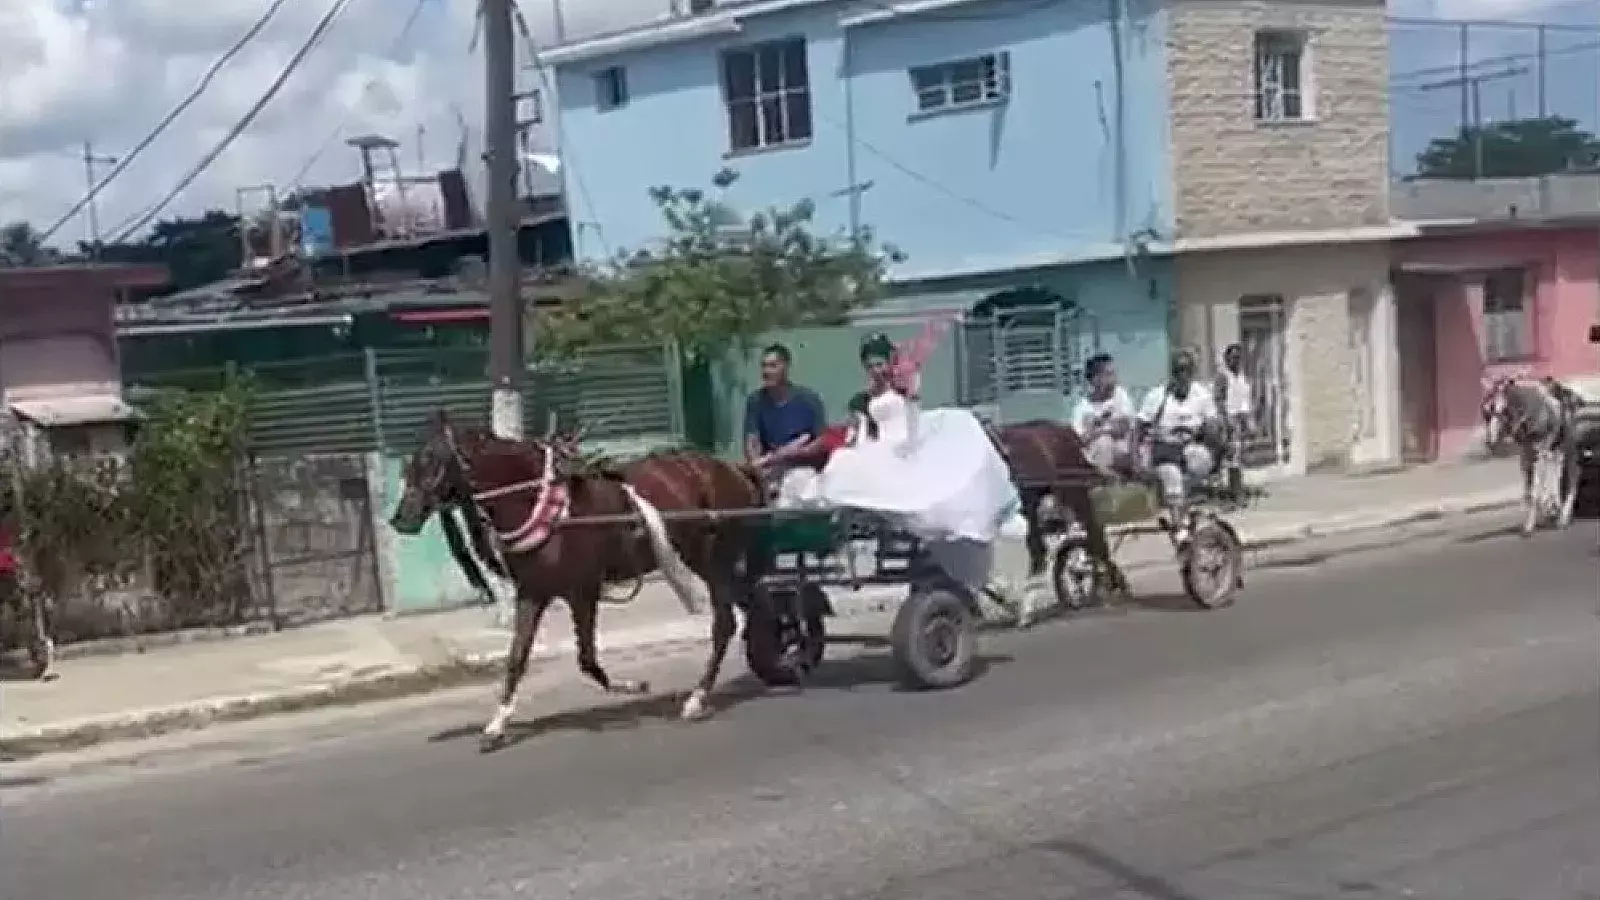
[0,0,1586,248]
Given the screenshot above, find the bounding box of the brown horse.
[389,412,766,751]
[989,420,1130,597]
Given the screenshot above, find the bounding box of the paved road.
[4,523,1598,900]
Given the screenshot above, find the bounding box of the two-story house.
[544,0,1177,410]
[1164,0,1404,474]
[545,0,1403,472]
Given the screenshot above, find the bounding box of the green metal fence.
[128,345,686,456]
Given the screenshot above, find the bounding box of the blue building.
[546,0,1405,472]
[545,0,1172,408]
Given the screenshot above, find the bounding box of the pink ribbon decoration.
[890,316,954,398]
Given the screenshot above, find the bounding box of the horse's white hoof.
[680,689,712,721]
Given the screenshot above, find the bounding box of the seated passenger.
[1136,349,1221,546]
[744,342,826,473]
[1071,352,1135,476]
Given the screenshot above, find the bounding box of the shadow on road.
[426,639,1013,752]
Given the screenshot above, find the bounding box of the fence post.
[363,347,386,456]
[663,340,686,447]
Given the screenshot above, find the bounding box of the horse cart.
[739,468,1248,691]
[742,505,985,691]
[1033,474,1247,614]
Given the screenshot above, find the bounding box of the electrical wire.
[112,0,362,242]
[511,0,613,258]
[36,0,294,244]
[278,0,432,198]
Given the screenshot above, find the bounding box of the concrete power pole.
[484,0,525,440]
[82,141,118,258]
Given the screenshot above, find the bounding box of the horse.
[988,419,1130,618]
[1481,376,1580,536]
[389,411,767,751]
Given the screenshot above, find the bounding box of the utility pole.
[1416,66,1528,178]
[484,0,525,440]
[82,141,118,257]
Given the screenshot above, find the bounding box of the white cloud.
[5,0,1574,247]
[0,0,483,245]
[0,0,684,247]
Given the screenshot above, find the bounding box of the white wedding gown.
[813,391,1019,546]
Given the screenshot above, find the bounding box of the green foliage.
[537,169,902,360]
[0,221,58,267]
[80,209,243,293]
[129,379,257,623]
[2,377,257,639]
[1416,116,1600,178]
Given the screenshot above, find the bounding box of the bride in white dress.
[817,333,1017,548]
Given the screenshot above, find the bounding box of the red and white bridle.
[470,446,571,554]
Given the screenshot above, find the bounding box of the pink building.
[1392,222,1600,462]
[0,264,168,461]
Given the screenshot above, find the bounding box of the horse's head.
[1481,376,1518,449]
[390,410,477,535]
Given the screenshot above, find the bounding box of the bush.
[0,379,257,644]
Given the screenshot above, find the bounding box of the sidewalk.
[0,458,1524,758]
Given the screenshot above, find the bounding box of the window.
[594,67,628,111]
[721,38,812,152]
[516,88,543,125]
[909,52,1011,114]
[1254,30,1310,122]
[1483,268,1533,362]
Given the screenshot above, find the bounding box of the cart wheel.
[889,586,978,690]
[1180,518,1244,610]
[1049,535,1104,611]
[743,587,826,687]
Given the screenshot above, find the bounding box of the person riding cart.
[1136,349,1228,547]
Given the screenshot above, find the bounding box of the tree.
[1416,116,1600,179]
[0,222,54,267]
[537,169,901,360]
[79,210,242,293]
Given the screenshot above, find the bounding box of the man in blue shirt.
[744,343,826,470]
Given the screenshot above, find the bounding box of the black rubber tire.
[742,589,826,687]
[1049,536,1102,611]
[889,586,978,690]
[1180,519,1244,610]
[795,584,828,670]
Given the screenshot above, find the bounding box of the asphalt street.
[3,522,1598,900]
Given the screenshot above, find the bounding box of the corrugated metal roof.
[9,395,142,427]
[849,289,990,322]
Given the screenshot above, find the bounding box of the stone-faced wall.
[1166,0,1389,238]
[1175,242,1392,471]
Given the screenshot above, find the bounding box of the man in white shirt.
[1071,353,1135,474]
[1213,343,1253,497]
[1136,349,1221,544]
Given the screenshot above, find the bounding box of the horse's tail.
[619,484,712,615]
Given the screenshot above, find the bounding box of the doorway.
[1237,295,1292,469]
[1394,276,1440,463]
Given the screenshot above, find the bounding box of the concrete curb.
[0,491,1524,760]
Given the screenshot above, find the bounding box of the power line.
[112,0,362,243]
[36,0,294,244]
[278,0,432,198]
[1392,36,1600,85]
